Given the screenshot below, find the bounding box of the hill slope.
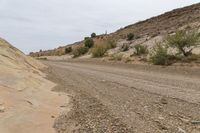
[0,38,68,133]
[30,2,200,59]
[114,2,200,38]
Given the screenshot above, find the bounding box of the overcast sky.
[0,0,199,53]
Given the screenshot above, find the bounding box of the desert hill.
[114,2,200,38]
[30,3,200,64]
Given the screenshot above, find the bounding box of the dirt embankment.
[0,38,69,133]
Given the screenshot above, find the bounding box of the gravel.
[45,60,200,133]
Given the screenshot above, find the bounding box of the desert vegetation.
[72,46,89,57]
[91,41,116,57]
[65,47,72,54]
[133,44,148,55]
[166,30,200,57]
[149,29,200,65]
[120,43,130,52]
[91,44,107,57]
[150,43,170,65]
[127,33,134,41]
[30,29,200,66]
[84,37,94,48]
[91,33,97,38]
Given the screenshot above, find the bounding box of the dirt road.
[45,60,200,133]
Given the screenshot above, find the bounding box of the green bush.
[166,30,200,57]
[91,33,97,38]
[134,44,148,55]
[127,33,134,41]
[91,41,116,57]
[72,46,89,57]
[84,38,94,48]
[65,47,72,54]
[150,43,169,65]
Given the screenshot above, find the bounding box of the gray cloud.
[0,0,199,53]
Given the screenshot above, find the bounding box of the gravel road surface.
[44,61,200,133]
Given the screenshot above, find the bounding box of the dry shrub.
[91,41,116,57]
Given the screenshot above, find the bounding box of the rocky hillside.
[30,2,200,60]
[113,2,200,39]
[0,38,68,133]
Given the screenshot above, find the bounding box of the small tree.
[91,33,97,38]
[84,38,94,48]
[127,33,134,41]
[166,30,200,57]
